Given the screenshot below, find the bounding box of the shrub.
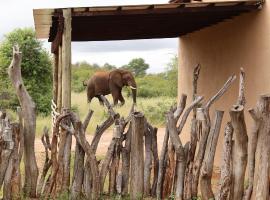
[0,28,52,114]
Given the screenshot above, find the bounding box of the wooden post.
[200,110,224,200]
[8,45,39,197]
[230,105,248,200]
[61,8,72,191]
[251,95,270,200]
[57,45,62,111]
[130,112,145,200]
[52,52,58,105]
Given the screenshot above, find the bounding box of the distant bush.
[139,97,176,125]
[0,28,52,114]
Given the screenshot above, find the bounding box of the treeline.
[72,56,178,98]
[0,28,178,116]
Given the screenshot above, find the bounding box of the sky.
[0,0,178,73]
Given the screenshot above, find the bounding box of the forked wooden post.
[61,8,72,191]
[130,112,145,199]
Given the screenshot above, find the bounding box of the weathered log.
[37,127,52,196]
[229,105,248,200]
[243,109,260,200]
[0,145,13,188]
[177,96,204,134]
[216,122,233,200]
[157,94,187,199]
[91,116,114,153]
[8,45,39,197]
[61,8,72,192]
[121,123,132,195]
[144,124,153,196]
[174,94,188,120]
[44,113,69,197]
[184,65,201,200]
[251,95,270,200]
[52,52,58,106]
[70,110,93,200]
[130,112,145,200]
[150,126,159,197]
[157,125,169,200]
[200,110,224,200]
[109,131,121,195]
[3,123,21,200]
[192,75,236,198]
[162,140,175,197]
[167,110,186,200]
[57,45,62,111]
[54,109,72,195]
[99,137,118,194]
[237,68,246,106]
[65,112,100,200]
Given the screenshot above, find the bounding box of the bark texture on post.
[121,124,132,195]
[157,126,169,200]
[251,95,270,200]
[216,122,233,200]
[37,127,52,196]
[130,112,145,200]
[144,126,153,196]
[200,110,224,200]
[167,112,185,200]
[70,110,93,200]
[53,52,58,105]
[57,45,62,111]
[150,126,159,197]
[8,45,39,197]
[192,75,236,198]
[229,105,248,200]
[61,8,72,192]
[243,109,260,200]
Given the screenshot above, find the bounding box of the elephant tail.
[83,80,87,87]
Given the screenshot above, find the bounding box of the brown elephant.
[83,69,137,106]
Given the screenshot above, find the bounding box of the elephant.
[83,69,137,106]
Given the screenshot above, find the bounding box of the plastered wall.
[178,1,270,165]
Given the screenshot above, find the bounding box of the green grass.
[7,92,175,137]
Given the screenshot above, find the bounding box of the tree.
[122,58,149,77]
[0,28,52,114]
[165,55,178,97]
[102,63,116,70]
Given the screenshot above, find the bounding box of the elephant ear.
[109,70,123,88]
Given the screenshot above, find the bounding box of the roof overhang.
[33,0,263,42]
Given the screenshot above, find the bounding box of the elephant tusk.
[129,86,137,90]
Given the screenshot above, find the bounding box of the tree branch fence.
[1,46,270,200]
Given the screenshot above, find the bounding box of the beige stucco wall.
[178,1,270,165]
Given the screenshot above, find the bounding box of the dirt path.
[34,128,166,170]
[35,128,166,155]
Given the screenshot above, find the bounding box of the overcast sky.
[0,0,178,73]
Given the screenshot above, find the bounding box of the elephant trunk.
[128,81,137,104]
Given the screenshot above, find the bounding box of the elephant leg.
[96,95,104,106]
[111,90,120,106]
[118,92,125,106]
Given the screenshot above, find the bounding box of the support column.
[62,8,71,109]
[52,53,58,104]
[130,112,145,199]
[57,45,62,112]
[61,8,72,191]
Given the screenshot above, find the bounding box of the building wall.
[178,1,270,165]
